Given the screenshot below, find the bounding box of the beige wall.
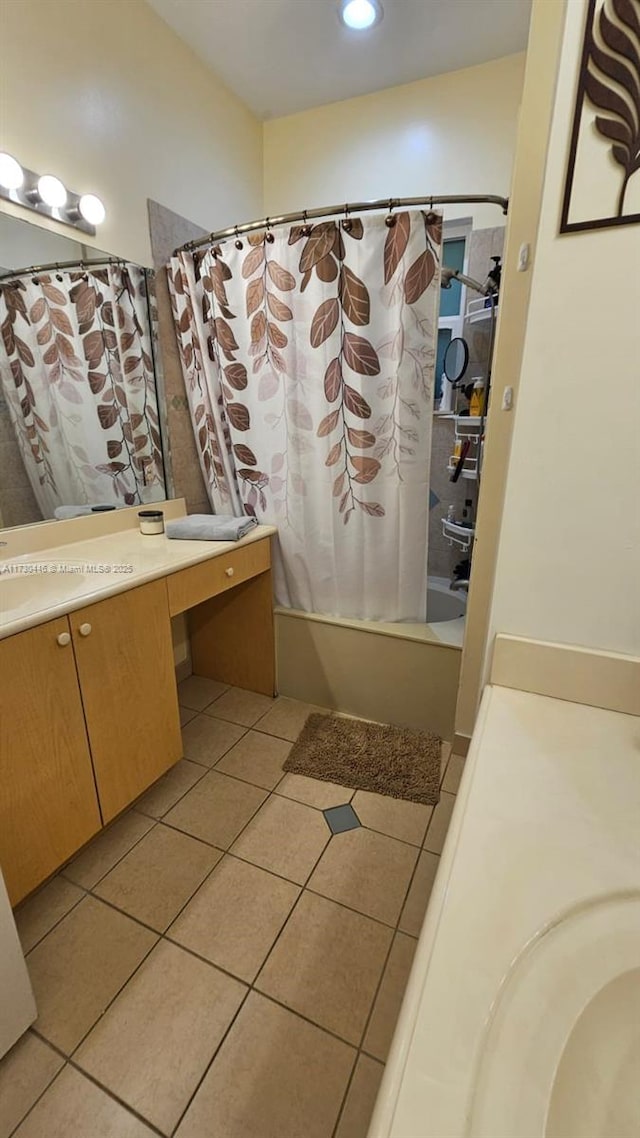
[0,0,263,266]
[488,0,640,659]
[453,0,568,739]
[264,54,525,229]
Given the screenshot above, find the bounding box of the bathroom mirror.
[443,336,469,386]
[0,213,168,529]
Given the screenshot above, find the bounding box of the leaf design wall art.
[561,0,640,231]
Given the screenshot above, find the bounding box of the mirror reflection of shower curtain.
[0,264,164,517]
[169,212,441,621]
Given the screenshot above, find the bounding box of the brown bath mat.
[283,714,441,805]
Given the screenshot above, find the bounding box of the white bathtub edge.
[367,686,493,1138]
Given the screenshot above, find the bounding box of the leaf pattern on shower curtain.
[0,264,164,516]
[238,232,309,522]
[299,221,385,523]
[374,211,442,475]
[168,255,241,514]
[168,209,441,621]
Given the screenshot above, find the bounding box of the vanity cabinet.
[0,579,181,903]
[70,578,182,823]
[0,617,102,906]
[0,531,274,905]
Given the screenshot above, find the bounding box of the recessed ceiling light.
[0,152,24,191]
[37,174,68,208]
[340,0,382,31]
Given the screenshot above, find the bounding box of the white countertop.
[0,524,276,639]
[369,684,640,1138]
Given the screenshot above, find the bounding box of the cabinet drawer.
[167,537,271,616]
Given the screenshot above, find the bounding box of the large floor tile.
[363,932,417,1061]
[308,827,418,927]
[76,940,245,1135]
[256,892,391,1045]
[175,991,355,1138]
[257,696,330,741]
[181,714,246,767]
[165,771,267,848]
[335,1054,384,1138]
[231,795,329,884]
[351,789,433,847]
[208,686,275,727]
[215,730,291,790]
[423,790,456,854]
[179,705,196,728]
[276,772,354,809]
[94,824,221,931]
[0,1033,63,1138]
[442,752,466,794]
[169,855,299,982]
[62,811,154,890]
[26,896,157,1054]
[398,850,440,936]
[255,696,323,741]
[440,740,453,782]
[14,877,84,954]
[13,1065,155,1138]
[135,759,206,819]
[178,674,229,711]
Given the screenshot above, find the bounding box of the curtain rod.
[174,194,509,254]
[0,257,132,284]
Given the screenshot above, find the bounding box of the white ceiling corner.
[146,0,532,120]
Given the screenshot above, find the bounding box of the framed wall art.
[561,0,640,233]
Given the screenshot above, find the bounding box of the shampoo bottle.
[469,379,486,417]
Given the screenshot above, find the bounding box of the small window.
[436,221,471,402]
[439,238,466,319]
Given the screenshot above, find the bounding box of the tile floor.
[1,679,464,1138]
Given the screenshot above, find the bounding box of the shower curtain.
[169,211,441,621]
[0,264,164,517]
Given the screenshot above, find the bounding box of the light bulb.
[340,0,382,29]
[37,174,67,208]
[0,152,24,191]
[79,193,106,225]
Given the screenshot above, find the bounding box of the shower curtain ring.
[55,262,64,281]
[234,225,243,250]
[342,203,352,232]
[302,209,311,237]
[265,217,274,244]
[385,199,396,228]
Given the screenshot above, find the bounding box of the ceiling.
[146,0,532,120]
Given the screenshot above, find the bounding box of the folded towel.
[54,504,118,520]
[165,514,258,542]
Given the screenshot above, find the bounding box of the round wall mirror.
[443,337,469,386]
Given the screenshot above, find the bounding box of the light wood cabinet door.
[70,579,181,823]
[0,617,101,905]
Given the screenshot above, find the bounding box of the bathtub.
[274,577,466,739]
[369,684,640,1137]
[427,575,467,623]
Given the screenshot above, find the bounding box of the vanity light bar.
[0,153,106,236]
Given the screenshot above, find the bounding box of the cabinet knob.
[56,632,71,647]
[225,566,234,578]
[78,622,92,637]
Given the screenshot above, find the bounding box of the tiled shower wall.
[427,226,505,580]
[0,396,42,528]
[148,200,212,516]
